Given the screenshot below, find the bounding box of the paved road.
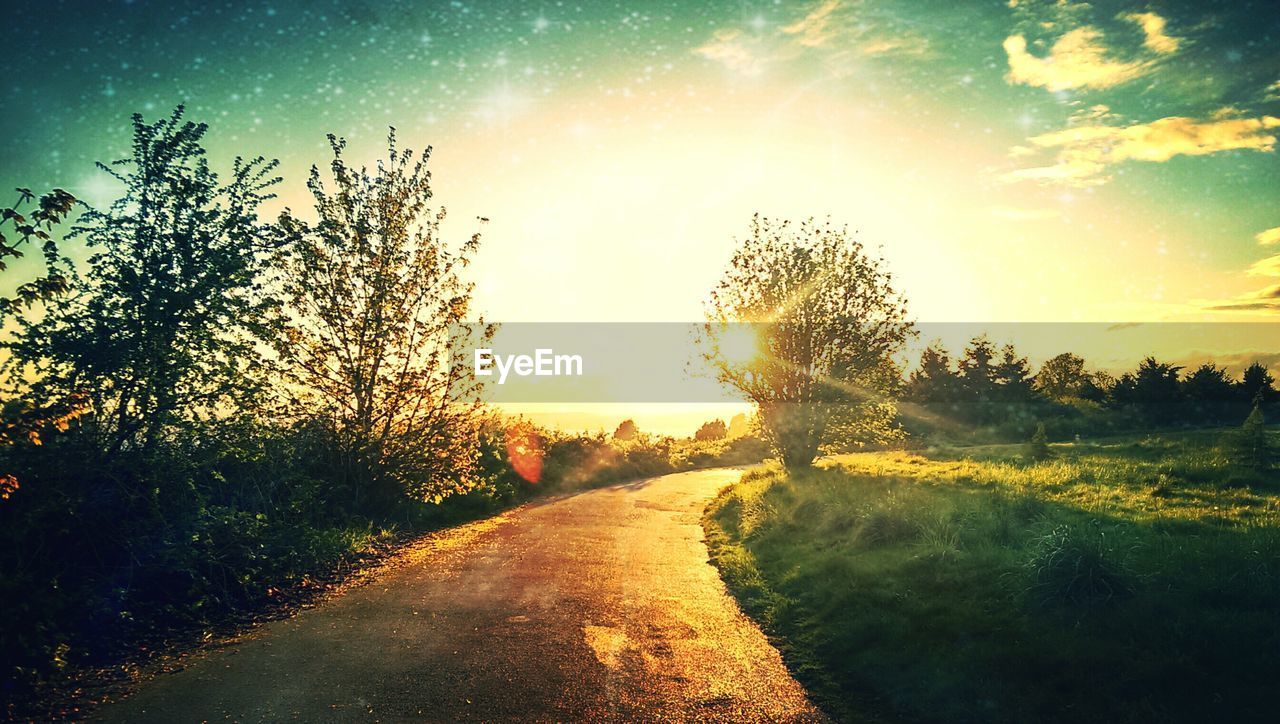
[98,469,825,722]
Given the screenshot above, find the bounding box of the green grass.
[703,431,1280,723]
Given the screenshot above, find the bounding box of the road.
[97,469,825,722]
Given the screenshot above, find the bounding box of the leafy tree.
[0,187,86,483]
[0,187,76,318]
[958,335,998,405]
[906,342,960,404]
[704,216,913,470]
[1112,357,1182,425]
[8,108,282,457]
[274,131,489,507]
[613,419,639,441]
[1182,364,1235,425]
[1078,370,1114,404]
[694,419,727,441]
[726,412,750,439]
[993,343,1036,403]
[1036,352,1089,400]
[1239,362,1277,408]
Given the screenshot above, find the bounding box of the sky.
[3,0,1279,433]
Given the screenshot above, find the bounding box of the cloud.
[1003,108,1280,187]
[1167,350,1280,374]
[1256,227,1280,245]
[1002,11,1180,92]
[781,0,842,48]
[693,30,768,76]
[1119,11,1181,55]
[858,35,929,57]
[1204,254,1280,313]
[694,0,929,75]
[1003,27,1150,92]
[1247,254,1280,277]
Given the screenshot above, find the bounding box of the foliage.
[694,418,727,441]
[1035,352,1089,400]
[705,216,914,470]
[273,131,490,508]
[7,108,283,458]
[905,340,1277,444]
[0,187,76,318]
[612,418,638,441]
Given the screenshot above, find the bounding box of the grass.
[703,430,1280,723]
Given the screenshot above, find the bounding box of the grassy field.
[703,431,1280,723]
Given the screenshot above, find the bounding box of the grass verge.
[703,431,1280,723]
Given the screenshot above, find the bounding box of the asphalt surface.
[97,468,826,722]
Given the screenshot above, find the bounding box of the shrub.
[1025,422,1051,462]
[1024,523,1132,607]
[1227,404,1272,479]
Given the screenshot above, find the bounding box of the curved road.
[98,469,825,722]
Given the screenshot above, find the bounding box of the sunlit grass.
[704,430,1280,723]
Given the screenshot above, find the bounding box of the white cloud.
[1002,11,1179,92]
[1003,27,1149,92]
[1003,108,1280,187]
[1120,11,1181,55]
[1265,80,1280,102]
[694,0,929,76]
[781,0,842,48]
[1256,227,1280,246]
[693,30,769,76]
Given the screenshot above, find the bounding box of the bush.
[1025,422,1051,462]
[1227,404,1272,478]
[1024,523,1132,607]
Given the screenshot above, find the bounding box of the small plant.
[917,511,962,561]
[1024,523,1132,607]
[1148,473,1174,498]
[1227,402,1273,481]
[856,491,918,546]
[1025,421,1051,462]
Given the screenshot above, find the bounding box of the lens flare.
[505,422,545,483]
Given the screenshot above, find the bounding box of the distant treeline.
[902,337,1276,442]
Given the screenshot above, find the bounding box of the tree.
[1036,353,1089,400]
[1239,362,1276,409]
[0,187,87,481]
[1026,421,1051,461]
[9,108,282,457]
[958,335,998,405]
[274,131,490,506]
[1229,402,1272,477]
[613,419,639,441]
[704,216,913,470]
[0,187,76,318]
[1182,364,1235,425]
[1079,370,1114,404]
[993,343,1036,403]
[726,412,750,439]
[694,419,727,441]
[1112,357,1182,425]
[906,342,960,405]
